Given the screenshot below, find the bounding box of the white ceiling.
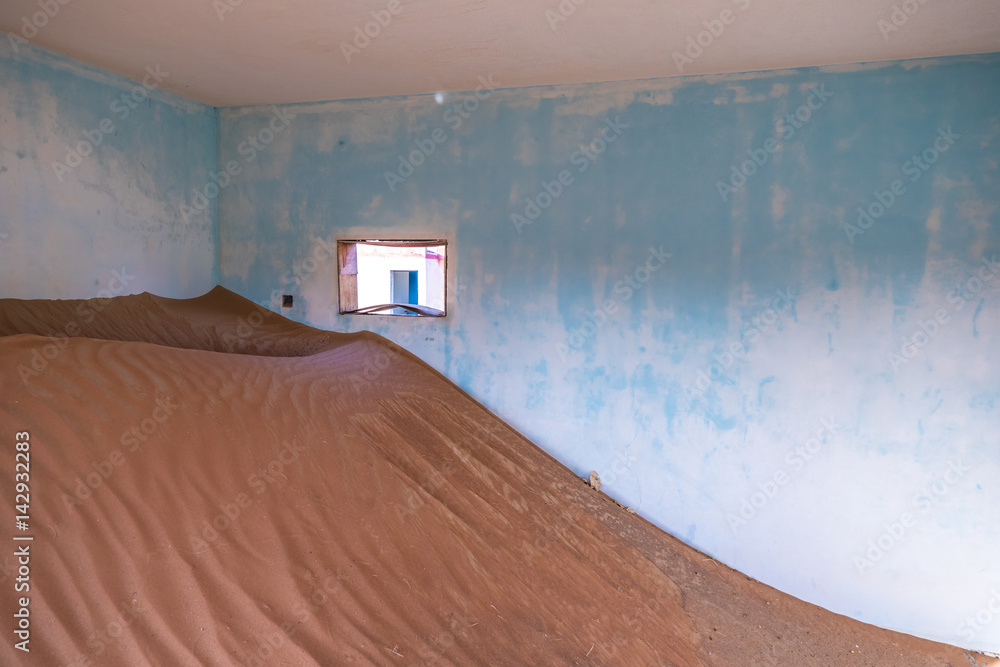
[2,0,998,107]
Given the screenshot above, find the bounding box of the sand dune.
[0,287,990,666]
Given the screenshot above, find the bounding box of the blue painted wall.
[237,55,996,652]
[0,42,218,298]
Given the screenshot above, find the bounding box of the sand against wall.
[0,287,991,666]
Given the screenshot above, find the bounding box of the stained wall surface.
[0,42,218,299]
[218,54,1000,653]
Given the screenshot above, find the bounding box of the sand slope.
[0,287,990,666]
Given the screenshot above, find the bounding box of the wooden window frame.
[337,239,448,317]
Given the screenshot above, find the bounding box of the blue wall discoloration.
[0,42,217,298]
[218,55,1000,652]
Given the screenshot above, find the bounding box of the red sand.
[0,287,992,666]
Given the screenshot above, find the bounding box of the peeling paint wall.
[220,54,1000,652]
[0,42,217,299]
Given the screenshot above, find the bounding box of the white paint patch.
[836,133,859,152]
[220,238,259,284]
[362,195,383,219]
[517,131,538,166]
[551,90,636,118]
[615,205,626,229]
[638,91,675,106]
[727,86,767,103]
[314,120,341,153]
[926,207,941,233]
[817,60,934,75]
[771,184,789,220]
[956,199,997,261]
[769,83,789,98]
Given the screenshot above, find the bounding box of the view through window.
[338,240,446,317]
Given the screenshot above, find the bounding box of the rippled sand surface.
[0,287,988,666]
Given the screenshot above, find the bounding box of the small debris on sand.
[588,471,601,492]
